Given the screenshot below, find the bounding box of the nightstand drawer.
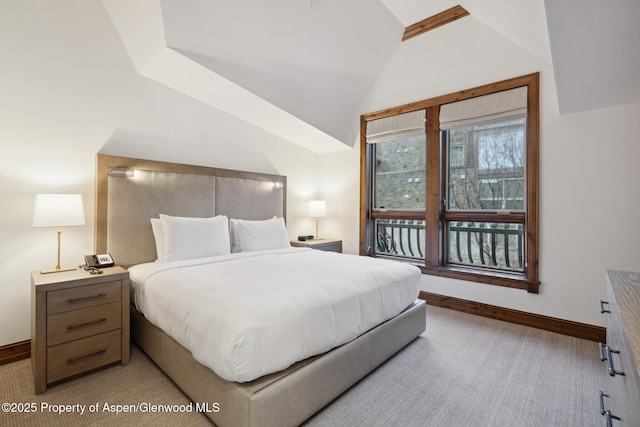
[47,301,122,346]
[47,281,121,314]
[47,329,121,384]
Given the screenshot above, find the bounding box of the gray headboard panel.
[215,176,284,221]
[96,155,287,268]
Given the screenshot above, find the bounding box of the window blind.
[440,86,527,130]
[365,109,426,143]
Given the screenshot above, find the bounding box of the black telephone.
[84,253,114,268]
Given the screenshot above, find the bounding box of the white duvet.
[129,247,420,382]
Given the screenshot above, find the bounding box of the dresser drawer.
[47,329,121,384]
[47,301,122,346]
[610,331,640,426]
[47,281,121,314]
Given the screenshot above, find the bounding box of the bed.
[95,154,426,426]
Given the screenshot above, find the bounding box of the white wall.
[0,1,321,346]
[322,16,640,327]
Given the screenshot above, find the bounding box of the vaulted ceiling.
[161,0,402,149]
[544,0,640,114]
[104,0,640,153]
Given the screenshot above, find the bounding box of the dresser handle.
[67,293,106,303]
[66,318,107,330]
[605,410,620,427]
[67,349,107,364]
[599,391,608,415]
[598,342,607,361]
[605,346,624,377]
[599,300,610,313]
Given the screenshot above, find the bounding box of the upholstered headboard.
[95,155,286,268]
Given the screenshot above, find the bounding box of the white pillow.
[229,217,268,252]
[231,217,290,252]
[159,214,230,262]
[150,218,166,262]
[229,218,240,253]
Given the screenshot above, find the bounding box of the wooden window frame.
[360,73,540,293]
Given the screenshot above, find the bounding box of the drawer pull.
[598,342,607,361]
[605,346,624,377]
[599,300,610,313]
[599,391,608,415]
[67,293,106,303]
[66,318,107,330]
[604,410,620,427]
[67,349,107,365]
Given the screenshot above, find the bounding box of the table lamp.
[32,194,85,274]
[308,200,327,239]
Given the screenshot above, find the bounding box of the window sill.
[420,265,539,293]
[368,254,540,293]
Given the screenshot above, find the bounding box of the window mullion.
[425,106,441,268]
[443,211,525,224]
[371,210,425,220]
[525,80,540,285]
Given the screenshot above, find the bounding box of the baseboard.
[0,340,30,366]
[419,291,606,342]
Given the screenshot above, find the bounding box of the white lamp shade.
[33,194,85,227]
[308,200,327,218]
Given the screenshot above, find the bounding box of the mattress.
[128,247,421,382]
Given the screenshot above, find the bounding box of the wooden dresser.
[31,266,130,394]
[599,270,640,426]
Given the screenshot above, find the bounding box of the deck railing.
[376,220,425,259]
[376,220,524,271]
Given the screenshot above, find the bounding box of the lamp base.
[40,266,78,274]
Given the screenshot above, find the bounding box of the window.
[360,74,539,293]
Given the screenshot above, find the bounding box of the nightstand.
[290,239,342,253]
[31,266,130,394]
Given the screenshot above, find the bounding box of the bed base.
[131,299,426,427]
